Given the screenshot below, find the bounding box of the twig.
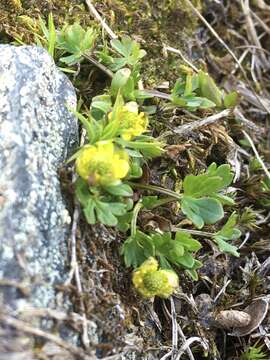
[66,203,90,349]
[85,0,117,39]
[173,109,231,136]
[163,45,199,72]
[242,130,270,180]
[0,279,30,296]
[170,297,178,360]
[18,307,94,326]
[171,227,213,238]
[0,313,93,360]
[214,278,231,303]
[84,53,113,78]
[175,337,208,360]
[162,301,195,360]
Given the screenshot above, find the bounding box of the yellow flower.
[109,102,148,141]
[76,141,129,186]
[132,257,179,299]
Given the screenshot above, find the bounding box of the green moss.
[99,0,201,86]
[0,1,96,43]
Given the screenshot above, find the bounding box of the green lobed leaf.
[181,196,224,229]
[206,163,234,188]
[185,259,203,280]
[104,183,133,197]
[183,163,233,198]
[116,212,133,232]
[212,212,241,257]
[121,231,154,268]
[175,232,202,251]
[214,237,239,257]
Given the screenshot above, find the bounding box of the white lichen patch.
[0,45,78,310]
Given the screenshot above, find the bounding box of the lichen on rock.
[0,45,77,327]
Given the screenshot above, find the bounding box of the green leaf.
[176,251,195,268]
[216,212,241,240]
[75,178,91,208]
[91,95,112,120]
[152,232,198,269]
[181,196,224,229]
[117,212,133,232]
[101,92,124,140]
[58,24,97,64]
[183,163,233,198]
[224,91,238,108]
[84,199,96,224]
[105,183,133,197]
[207,163,233,188]
[184,73,193,96]
[198,70,223,107]
[142,196,160,209]
[185,259,202,280]
[111,36,146,66]
[175,232,202,251]
[111,68,131,97]
[183,174,225,198]
[121,231,154,268]
[74,111,102,143]
[213,212,241,257]
[211,193,235,206]
[133,90,154,100]
[128,160,143,179]
[122,138,164,158]
[95,201,126,226]
[159,255,173,270]
[214,237,239,257]
[75,179,129,226]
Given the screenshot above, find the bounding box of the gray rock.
[0,45,77,323]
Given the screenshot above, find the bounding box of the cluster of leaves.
[25,16,242,292]
[171,66,238,110]
[121,163,241,280]
[240,344,268,360]
[122,230,202,280]
[18,14,98,65]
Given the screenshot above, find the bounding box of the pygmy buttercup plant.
[28,17,240,299]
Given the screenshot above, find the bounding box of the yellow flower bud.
[109,102,148,141]
[132,257,179,299]
[76,141,129,186]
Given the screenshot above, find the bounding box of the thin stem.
[131,201,143,237]
[171,226,213,238]
[128,182,182,201]
[150,197,177,209]
[85,0,118,40]
[83,53,113,78]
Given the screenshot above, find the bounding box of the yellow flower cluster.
[76,141,129,186]
[132,257,179,299]
[110,102,148,141]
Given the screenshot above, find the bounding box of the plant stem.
[131,201,143,237]
[150,197,177,209]
[128,182,182,201]
[171,226,213,238]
